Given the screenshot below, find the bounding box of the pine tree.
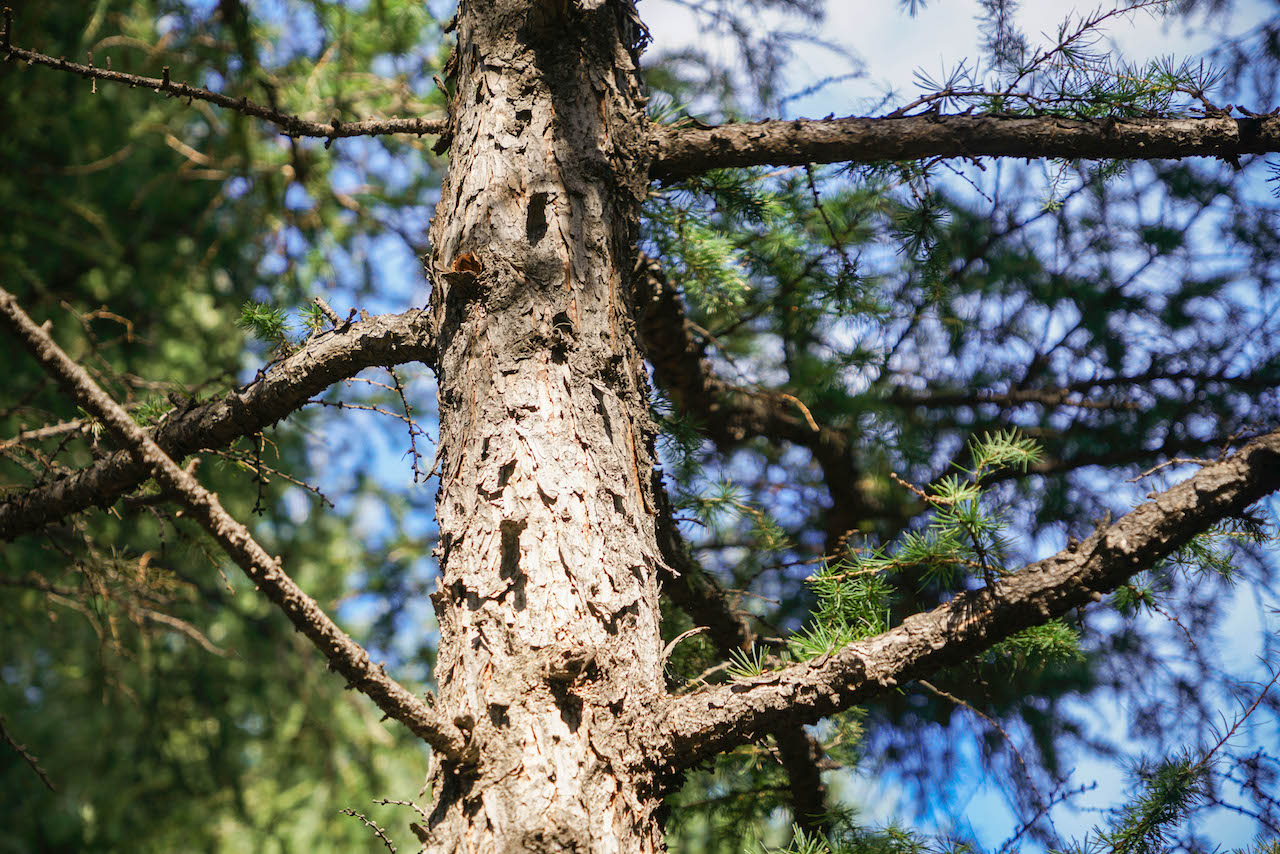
[2,1,1279,851]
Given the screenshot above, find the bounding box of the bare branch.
[651,114,1280,180]
[655,429,1280,769]
[0,308,434,541]
[0,714,55,792]
[2,33,444,142]
[0,286,465,759]
[0,418,90,449]
[887,386,1141,412]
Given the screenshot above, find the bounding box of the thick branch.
[656,429,1280,769]
[0,309,433,541]
[0,286,465,758]
[654,487,832,835]
[651,114,1280,180]
[2,39,444,141]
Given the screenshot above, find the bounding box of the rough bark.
[10,5,1280,851]
[419,1,666,851]
[652,114,1280,180]
[655,430,1280,770]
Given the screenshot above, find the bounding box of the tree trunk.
[422,1,665,850]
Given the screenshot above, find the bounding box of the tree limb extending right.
[655,429,1280,771]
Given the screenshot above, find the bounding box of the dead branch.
[0,309,434,541]
[0,285,465,759]
[0,714,55,792]
[2,31,444,143]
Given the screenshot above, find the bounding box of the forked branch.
[656,429,1280,770]
[0,308,435,541]
[0,286,465,759]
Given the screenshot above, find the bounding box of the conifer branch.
[651,114,1280,180]
[1,27,444,142]
[656,429,1280,769]
[654,485,834,837]
[0,285,465,759]
[634,256,883,547]
[0,714,55,792]
[0,309,434,541]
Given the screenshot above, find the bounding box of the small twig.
[373,798,432,823]
[136,607,226,655]
[312,296,342,327]
[339,808,396,853]
[775,392,819,433]
[1127,457,1214,482]
[662,626,710,664]
[386,367,427,483]
[0,418,88,449]
[917,679,1048,816]
[208,446,335,509]
[802,162,859,279]
[889,470,934,503]
[1196,666,1280,770]
[0,714,56,792]
[3,21,445,141]
[999,782,1096,852]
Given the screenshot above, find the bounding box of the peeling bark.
[651,114,1280,180]
[420,1,667,850]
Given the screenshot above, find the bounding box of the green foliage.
[0,1,446,850]
[1095,755,1208,854]
[677,478,791,562]
[787,564,892,661]
[727,644,774,680]
[980,620,1083,672]
[761,821,961,854]
[238,300,294,350]
[6,1,1280,852]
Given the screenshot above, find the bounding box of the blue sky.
[636,1,1280,848]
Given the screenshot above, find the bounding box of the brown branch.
[650,114,1280,180]
[654,474,832,836]
[0,308,435,541]
[634,257,882,549]
[0,418,90,449]
[654,429,1280,770]
[887,386,1140,412]
[0,714,55,792]
[991,431,1265,484]
[0,286,465,759]
[887,368,1279,413]
[2,34,444,142]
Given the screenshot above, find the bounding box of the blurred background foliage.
[1,0,1279,852]
[0,1,446,850]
